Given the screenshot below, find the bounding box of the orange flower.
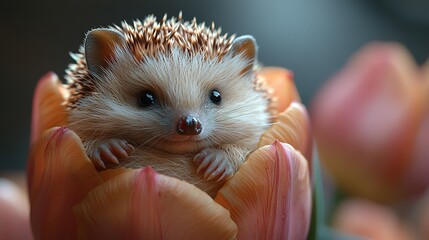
[312,42,429,203]
[28,68,312,239]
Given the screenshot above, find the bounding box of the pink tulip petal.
[215,141,311,240]
[405,59,429,195]
[312,42,428,202]
[0,179,32,240]
[313,43,423,165]
[333,199,415,240]
[420,195,429,240]
[28,127,103,239]
[403,112,429,197]
[74,167,237,240]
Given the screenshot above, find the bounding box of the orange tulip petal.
[28,127,103,239]
[98,167,133,182]
[259,67,300,113]
[74,167,238,240]
[27,72,69,200]
[259,102,312,163]
[30,72,68,145]
[215,141,311,240]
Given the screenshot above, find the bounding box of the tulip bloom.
[420,195,429,239]
[28,68,312,239]
[0,178,32,239]
[312,42,429,203]
[332,199,415,240]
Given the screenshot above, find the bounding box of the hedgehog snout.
[176,116,202,135]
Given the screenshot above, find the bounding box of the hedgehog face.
[69,48,269,154]
[67,17,270,154]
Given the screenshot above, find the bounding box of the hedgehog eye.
[138,90,155,107]
[209,89,221,105]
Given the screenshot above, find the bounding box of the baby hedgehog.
[65,13,273,196]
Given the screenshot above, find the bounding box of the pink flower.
[332,199,415,240]
[0,178,32,240]
[312,42,429,203]
[28,68,312,239]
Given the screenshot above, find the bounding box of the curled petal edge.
[215,141,312,240]
[259,102,312,168]
[28,127,103,239]
[73,167,238,240]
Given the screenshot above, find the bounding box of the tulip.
[0,178,32,240]
[420,195,429,239]
[312,42,429,203]
[27,68,312,239]
[332,199,415,240]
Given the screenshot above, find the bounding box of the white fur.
[68,46,270,196]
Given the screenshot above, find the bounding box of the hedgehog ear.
[85,28,126,76]
[228,35,258,75]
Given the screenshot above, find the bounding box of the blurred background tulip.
[420,194,429,240]
[332,199,415,240]
[0,177,32,240]
[312,42,429,203]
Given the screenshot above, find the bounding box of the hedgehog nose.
[177,116,202,135]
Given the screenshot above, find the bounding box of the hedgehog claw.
[88,138,134,168]
[194,148,233,181]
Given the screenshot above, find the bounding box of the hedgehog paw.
[194,148,234,182]
[88,138,135,169]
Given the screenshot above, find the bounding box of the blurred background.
[1,0,429,169]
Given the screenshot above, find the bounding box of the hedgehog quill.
[65,13,274,197]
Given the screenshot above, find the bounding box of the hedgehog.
[64,13,275,197]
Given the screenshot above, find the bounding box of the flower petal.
[402,111,429,197]
[333,199,415,240]
[28,127,103,239]
[312,42,428,202]
[259,67,300,113]
[0,178,32,240]
[420,195,429,240]
[30,72,68,145]
[259,102,312,163]
[215,141,311,240]
[74,167,237,240]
